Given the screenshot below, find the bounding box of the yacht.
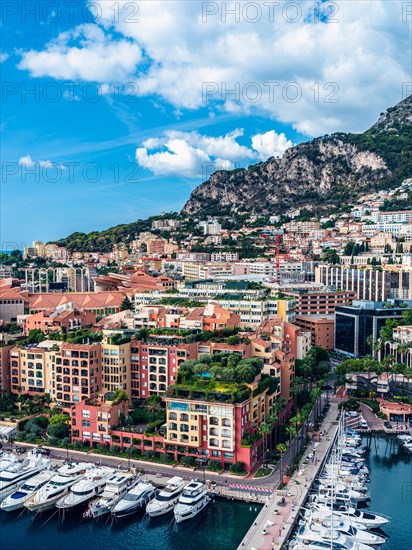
[0,451,51,501]
[310,503,389,528]
[24,462,90,512]
[84,472,138,518]
[319,518,386,545]
[0,470,55,512]
[294,524,374,550]
[146,476,184,517]
[174,480,210,523]
[317,484,369,503]
[112,480,158,518]
[56,467,114,510]
[0,452,19,472]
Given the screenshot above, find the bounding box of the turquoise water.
[362,435,412,549]
[0,496,261,550]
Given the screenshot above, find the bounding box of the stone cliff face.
[182,96,412,217]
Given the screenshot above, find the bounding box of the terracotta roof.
[0,287,29,301]
[29,291,124,310]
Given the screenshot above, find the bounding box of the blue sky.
[1,0,410,248]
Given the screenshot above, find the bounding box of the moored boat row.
[0,450,211,524]
[288,417,390,550]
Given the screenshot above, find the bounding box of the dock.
[237,401,340,550]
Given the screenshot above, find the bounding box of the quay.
[237,401,340,550]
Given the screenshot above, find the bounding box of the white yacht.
[0,470,55,512]
[0,452,19,472]
[84,472,138,518]
[319,518,386,545]
[310,503,389,528]
[56,467,114,510]
[294,524,374,550]
[0,451,51,502]
[317,484,369,503]
[112,479,157,518]
[174,480,210,523]
[24,462,90,512]
[146,476,184,517]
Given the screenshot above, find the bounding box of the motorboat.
[0,453,19,472]
[310,502,389,528]
[174,480,210,523]
[0,470,55,512]
[112,480,158,518]
[84,472,138,518]
[146,476,184,517]
[295,524,374,550]
[317,484,369,503]
[24,462,90,512]
[0,451,51,501]
[56,466,114,510]
[319,518,386,545]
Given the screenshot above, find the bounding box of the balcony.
[209,428,219,437]
[209,438,219,448]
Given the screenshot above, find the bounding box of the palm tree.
[373,339,382,361]
[366,335,374,355]
[396,344,409,364]
[276,443,287,479]
[258,422,271,467]
[145,395,162,423]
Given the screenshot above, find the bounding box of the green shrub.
[230,461,245,474]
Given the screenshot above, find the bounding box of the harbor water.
[362,435,412,549]
[0,495,261,550]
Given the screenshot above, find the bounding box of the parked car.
[384,421,393,429]
[359,419,368,429]
[346,411,358,417]
[15,446,26,454]
[35,448,50,456]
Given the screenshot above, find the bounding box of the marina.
[0,404,410,549]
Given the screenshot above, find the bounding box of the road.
[9,394,330,490]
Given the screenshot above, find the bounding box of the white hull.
[174,495,210,523]
[147,500,177,517]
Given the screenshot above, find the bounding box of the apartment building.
[0,345,12,392]
[0,286,28,322]
[371,210,412,223]
[211,252,239,262]
[295,315,335,350]
[71,394,129,447]
[163,374,278,471]
[179,303,240,331]
[101,338,131,397]
[130,340,198,400]
[24,306,96,335]
[284,289,356,315]
[10,341,101,409]
[316,265,412,301]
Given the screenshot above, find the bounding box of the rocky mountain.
[182,96,412,217]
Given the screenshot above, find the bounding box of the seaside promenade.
[237,401,340,550]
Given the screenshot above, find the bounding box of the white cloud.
[16,1,410,135]
[19,155,65,169]
[136,129,292,177]
[251,131,293,160]
[18,23,141,82]
[0,52,9,63]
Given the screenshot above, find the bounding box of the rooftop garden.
[165,353,277,403]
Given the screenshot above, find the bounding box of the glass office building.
[335,300,412,357]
